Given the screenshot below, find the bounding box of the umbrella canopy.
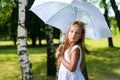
[30,0,112,40]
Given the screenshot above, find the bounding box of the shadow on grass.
[32,61,56,80]
[0,46,17,54]
[1,45,119,80]
[87,47,120,80]
[0,45,48,54]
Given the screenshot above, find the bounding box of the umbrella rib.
[84,11,97,39]
[72,7,77,21]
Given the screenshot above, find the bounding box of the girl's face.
[68,24,82,44]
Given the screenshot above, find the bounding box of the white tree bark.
[18,0,33,79]
[46,25,56,76]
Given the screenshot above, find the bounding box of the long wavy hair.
[63,20,86,70]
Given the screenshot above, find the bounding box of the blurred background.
[0,0,120,80]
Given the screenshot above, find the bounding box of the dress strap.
[70,45,81,54]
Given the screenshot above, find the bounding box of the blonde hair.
[64,20,85,70]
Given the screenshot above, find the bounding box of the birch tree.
[18,0,33,79]
[46,25,56,76]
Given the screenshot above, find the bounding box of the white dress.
[58,45,85,80]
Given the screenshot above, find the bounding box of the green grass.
[0,37,120,80]
[85,37,120,80]
[0,47,21,80]
[86,47,120,80]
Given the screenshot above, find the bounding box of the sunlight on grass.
[30,53,47,76]
[113,69,120,74]
[40,39,60,45]
[0,53,21,80]
[86,46,120,80]
[0,41,14,46]
[85,37,120,48]
[85,38,108,48]
[0,36,120,80]
[27,39,60,45]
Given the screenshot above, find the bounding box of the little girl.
[56,20,85,80]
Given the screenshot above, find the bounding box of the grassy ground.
[85,37,120,80]
[0,37,120,80]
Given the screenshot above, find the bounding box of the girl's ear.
[80,33,85,39]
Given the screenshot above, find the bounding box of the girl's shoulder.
[71,45,81,53]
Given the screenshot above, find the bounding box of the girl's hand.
[55,44,64,58]
[58,44,64,54]
[55,51,61,59]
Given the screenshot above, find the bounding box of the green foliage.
[0,0,119,45]
[99,0,111,9]
[0,0,16,26]
[109,17,119,36]
[0,0,17,41]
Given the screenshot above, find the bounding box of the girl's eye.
[75,32,78,34]
[75,32,77,34]
[70,30,79,34]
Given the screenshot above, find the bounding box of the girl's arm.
[55,51,61,68]
[60,48,80,72]
[55,45,64,67]
[57,58,61,68]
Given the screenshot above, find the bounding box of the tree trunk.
[110,0,120,31]
[46,25,56,76]
[102,0,114,47]
[18,0,33,79]
[31,34,37,46]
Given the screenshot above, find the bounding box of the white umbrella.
[30,0,112,40]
